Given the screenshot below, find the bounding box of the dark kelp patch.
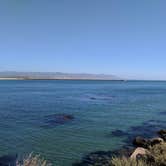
[0,154,17,166]
[110,130,130,137]
[123,119,166,145]
[72,151,116,166]
[72,147,134,166]
[120,120,166,148]
[159,111,166,115]
[90,97,97,100]
[41,114,74,128]
[89,95,115,101]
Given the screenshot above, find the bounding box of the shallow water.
[0,80,166,165]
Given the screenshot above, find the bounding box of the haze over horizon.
[0,0,166,80]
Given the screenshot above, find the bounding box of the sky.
[0,0,166,80]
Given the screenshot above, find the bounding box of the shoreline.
[74,129,166,166]
[0,78,25,80]
[0,77,166,82]
[0,77,125,81]
[0,78,166,81]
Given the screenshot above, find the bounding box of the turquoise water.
[0,80,166,165]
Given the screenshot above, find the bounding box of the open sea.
[0,80,166,165]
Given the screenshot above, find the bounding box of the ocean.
[0,80,166,165]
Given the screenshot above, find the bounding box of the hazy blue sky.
[0,0,166,79]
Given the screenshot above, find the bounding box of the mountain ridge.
[0,71,122,80]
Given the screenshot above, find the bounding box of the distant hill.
[0,71,122,80]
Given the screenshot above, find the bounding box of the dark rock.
[158,129,166,135]
[42,114,74,128]
[158,130,166,141]
[133,136,150,148]
[150,137,164,146]
[158,129,166,141]
[0,154,17,166]
[110,130,129,137]
[133,136,163,148]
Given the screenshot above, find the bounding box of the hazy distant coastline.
[0,71,122,80]
[0,78,25,80]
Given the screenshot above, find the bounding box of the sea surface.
[0,80,166,165]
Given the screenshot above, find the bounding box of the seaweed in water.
[0,154,17,166]
[42,114,74,128]
[110,130,129,137]
[72,148,134,166]
[109,119,166,146]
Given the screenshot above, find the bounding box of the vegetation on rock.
[111,142,166,166]
[17,153,51,166]
[111,157,148,166]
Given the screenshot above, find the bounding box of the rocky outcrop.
[150,137,164,146]
[74,129,166,166]
[158,129,166,141]
[133,136,164,148]
[130,147,155,164]
[130,147,148,159]
[133,136,150,148]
